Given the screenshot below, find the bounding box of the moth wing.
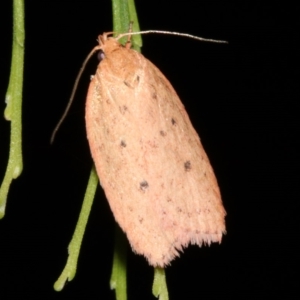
[86,44,226,267]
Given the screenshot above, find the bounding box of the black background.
[0,1,298,299]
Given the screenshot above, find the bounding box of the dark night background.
[0,1,298,299]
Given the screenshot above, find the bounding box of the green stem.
[54,167,98,291]
[110,2,169,300]
[152,268,169,300]
[0,0,25,219]
[109,1,142,300]
[110,1,129,299]
[110,225,128,300]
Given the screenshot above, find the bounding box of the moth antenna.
[117,30,228,44]
[50,45,101,144]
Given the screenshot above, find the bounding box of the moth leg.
[125,21,134,49]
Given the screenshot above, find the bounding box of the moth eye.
[97,50,105,62]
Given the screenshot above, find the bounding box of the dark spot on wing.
[184,161,191,171]
[124,75,140,88]
[119,105,128,114]
[140,180,149,191]
[149,84,157,99]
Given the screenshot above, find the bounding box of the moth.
[85,32,226,267]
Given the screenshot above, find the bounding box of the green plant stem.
[0,0,25,219]
[110,225,128,300]
[110,2,130,299]
[109,1,142,300]
[110,2,169,299]
[127,0,142,50]
[153,268,169,300]
[54,167,98,291]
